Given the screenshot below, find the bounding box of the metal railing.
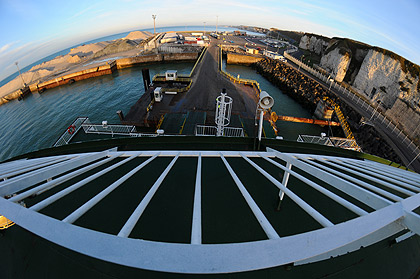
[284,52,420,167]
[1,148,420,273]
[195,125,245,137]
[297,135,334,146]
[53,117,89,147]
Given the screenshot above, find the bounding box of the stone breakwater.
[254,58,402,163]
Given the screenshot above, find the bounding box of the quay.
[122,41,262,137]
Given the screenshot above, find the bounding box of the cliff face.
[299,33,420,144]
[299,34,329,55]
[320,47,351,82]
[353,49,419,109]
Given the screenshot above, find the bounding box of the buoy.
[67,125,76,135]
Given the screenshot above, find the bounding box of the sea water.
[0,61,326,162]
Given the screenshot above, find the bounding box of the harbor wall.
[0,53,199,106]
[116,52,198,69]
[226,53,263,65]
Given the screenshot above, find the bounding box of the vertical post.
[15,61,27,87]
[277,162,292,210]
[152,15,157,34]
[216,16,218,34]
[258,110,264,146]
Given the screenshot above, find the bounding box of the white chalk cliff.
[299,34,328,56]
[320,48,351,83]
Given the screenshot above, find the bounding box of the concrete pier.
[123,42,260,134]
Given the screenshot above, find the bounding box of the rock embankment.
[254,58,402,163]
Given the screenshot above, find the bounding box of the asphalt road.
[175,41,259,119]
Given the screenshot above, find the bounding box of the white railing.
[195,125,245,137]
[1,149,420,273]
[53,117,89,147]
[284,52,420,167]
[297,135,334,146]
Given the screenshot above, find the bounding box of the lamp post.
[152,15,157,34]
[216,16,218,34]
[203,22,206,35]
[15,62,26,87]
[298,55,304,71]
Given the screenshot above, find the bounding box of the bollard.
[142,68,151,92]
[116,110,124,121]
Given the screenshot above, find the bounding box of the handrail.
[53,117,89,147]
[323,97,360,151]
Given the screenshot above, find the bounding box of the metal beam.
[0,152,107,196]
[300,157,403,202]
[30,153,139,212]
[191,153,202,244]
[63,153,159,224]
[118,153,179,237]
[311,157,416,197]
[261,156,368,216]
[267,148,392,210]
[9,156,116,202]
[240,153,334,228]
[221,153,279,239]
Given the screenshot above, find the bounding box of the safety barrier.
[53,117,89,147]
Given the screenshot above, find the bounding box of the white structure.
[215,90,233,137]
[154,87,163,102]
[165,70,177,81]
[1,148,419,274]
[257,91,274,143]
[263,50,284,60]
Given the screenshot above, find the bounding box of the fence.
[53,117,88,147]
[195,125,245,137]
[284,52,420,168]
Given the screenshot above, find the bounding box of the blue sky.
[0,0,419,82]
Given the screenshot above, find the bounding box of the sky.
[0,0,419,82]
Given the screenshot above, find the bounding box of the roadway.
[285,58,420,172]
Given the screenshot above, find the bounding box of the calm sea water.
[0,63,192,161]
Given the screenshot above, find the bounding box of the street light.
[298,55,304,71]
[216,16,218,34]
[152,15,157,34]
[203,22,206,35]
[15,61,26,87]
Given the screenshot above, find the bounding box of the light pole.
[152,15,157,34]
[216,16,218,34]
[203,22,206,35]
[15,62,26,87]
[298,55,304,71]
